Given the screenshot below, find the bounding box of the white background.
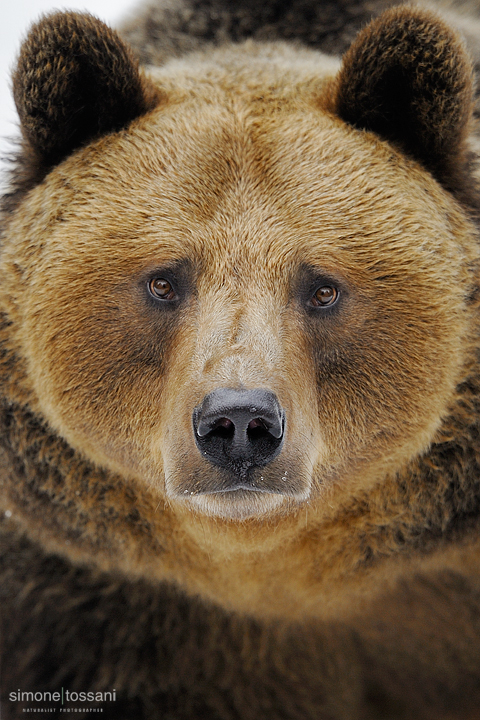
[0,0,135,190]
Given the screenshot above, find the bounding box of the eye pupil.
[313,286,338,306]
[149,278,174,299]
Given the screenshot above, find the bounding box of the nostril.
[248,418,267,430]
[247,417,270,441]
[217,418,234,430]
[210,417,235,439]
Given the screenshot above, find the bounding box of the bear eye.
[148,277,176,300]
[311,285,339,307]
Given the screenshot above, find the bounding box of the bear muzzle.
[192,388,286,483]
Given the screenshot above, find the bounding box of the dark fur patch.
[3,519,480,719]
[120,0,398,65]
[2,12,160,217]
[334,7,474,186]
[13,12,159,165]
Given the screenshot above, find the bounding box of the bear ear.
[12,12,160,169]
[333,7,474,183]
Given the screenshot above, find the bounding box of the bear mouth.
[172,464,303,500]
[200,483,282,494]
[184,485,289,520]
[170,465,309,520]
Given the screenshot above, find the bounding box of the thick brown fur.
[3,2,480,719]
[3,12,160,216]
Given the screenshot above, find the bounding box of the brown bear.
[2,0,480,718]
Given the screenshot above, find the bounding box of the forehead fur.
[5,42,474,285]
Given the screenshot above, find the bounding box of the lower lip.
[194,485,273,495]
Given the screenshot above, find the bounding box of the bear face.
[4,70,476,522]
[1,7,480,620]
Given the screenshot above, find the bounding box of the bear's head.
[1,7,479,541]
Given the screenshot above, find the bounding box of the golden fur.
[2,3,480,718]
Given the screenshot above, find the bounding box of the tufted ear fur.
[12,12,160,170]
[333,7,475,185]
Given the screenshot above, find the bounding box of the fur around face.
[2,1,480,719]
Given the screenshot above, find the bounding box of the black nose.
[193,388,286,472]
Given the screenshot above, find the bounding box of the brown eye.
[311,285,338,307]
[149,277,175,300]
